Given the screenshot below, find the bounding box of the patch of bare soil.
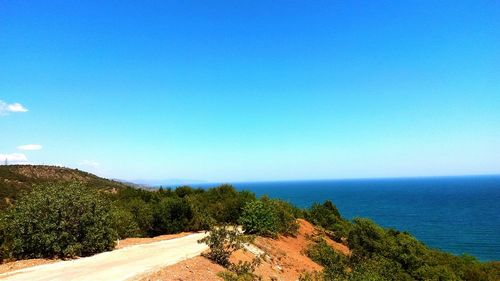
[244,219,325,280]
[137,256,224,281]
[0,220,349,280]
[116,232,192,249]
[0,259,58,275]
[139,219,350,281]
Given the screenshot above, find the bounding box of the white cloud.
[0,153,29,164]
[17,144,43,151]
[0,100,28,115]
[79,160,100,169]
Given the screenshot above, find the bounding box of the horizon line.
[140,173,500,187]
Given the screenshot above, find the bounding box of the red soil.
[137,256,224,281]
[141,219,350,280]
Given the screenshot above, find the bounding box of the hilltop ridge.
[0,165,130,209]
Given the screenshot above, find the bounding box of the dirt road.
[0,232,208,281]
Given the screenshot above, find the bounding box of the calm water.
[200,176,500,261]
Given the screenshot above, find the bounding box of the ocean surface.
[198,176,500,261]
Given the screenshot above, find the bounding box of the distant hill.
[0,165,130,210]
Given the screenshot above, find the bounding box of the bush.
[2,183,117,259]
[350,255,413,281]
[298,271,324,281]
[186,195,216,231]
[306,200,351,242]
[111,205,140,239]
[239,198,300,237]
[200,224,261,281]
[219,258,262,281]
[265,198,300,236]
[151,197,193,235]
[0,214,7,262]
[347,218,387,258]
[202,185,256,224]
[198,225,245,267]
[307,239,349,280]
[239,200,279,237]
[122,198,154,236]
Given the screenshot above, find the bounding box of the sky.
[1,1,499,182]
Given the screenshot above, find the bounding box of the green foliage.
[221,258,262,281]
[2,183,117,259]
[174,185,203,198]
[348,218,387,258]
[306,200,351,242]
[121,198,154,236]
[196,185,256,224]
[151,197,193,235]
[186,195,216,231]
[112,184,255,237]
[350,255,413,281]
[307,239,349,280]
[0,213,7,262]
[201,224,261,281]
[218,271,251,281]
[265,197,300,236]
[110,205,140,239]
[239,197,300,237]
[239,200,279,237]
[298,271,324,281]
[307,216,500,281]
[0,165,129,210]
[198,225,245,267]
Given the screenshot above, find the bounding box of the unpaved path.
[0,232,208,281]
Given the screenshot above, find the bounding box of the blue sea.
[198,175,500,261]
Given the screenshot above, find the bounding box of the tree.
[151,197,193,235]
[2,183,117,258]
[238,200,279,237]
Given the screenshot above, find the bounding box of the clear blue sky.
[1,1,499,182]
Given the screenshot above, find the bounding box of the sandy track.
[0,232,208,281]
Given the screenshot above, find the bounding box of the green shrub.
[412,264,460,281]
[265,198,300,236]
[122,198,154,236]
[220,258,262,281]
[186,195,216,231]
[350,255,413,281]
[239,200,279,237]
[218,271,255,281]
[0,213,7,262]
[306,200,351,242]
[151,197,193,235]
[298,271,324,281]
[111,205,140,239]
[175,185,204,198]
[2,183,117,259]
[205,185,256,224]
[307,239,349,280]
[198,225,245,267]
[347,218,387,259]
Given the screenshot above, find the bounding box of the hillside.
[0,165,130,209]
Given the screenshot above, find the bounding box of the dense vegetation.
[304,201,500,281]
[1,184,117,259]
[0,165,498,280]
[0,165,128,210]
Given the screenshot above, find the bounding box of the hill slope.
[0,165,130,209]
